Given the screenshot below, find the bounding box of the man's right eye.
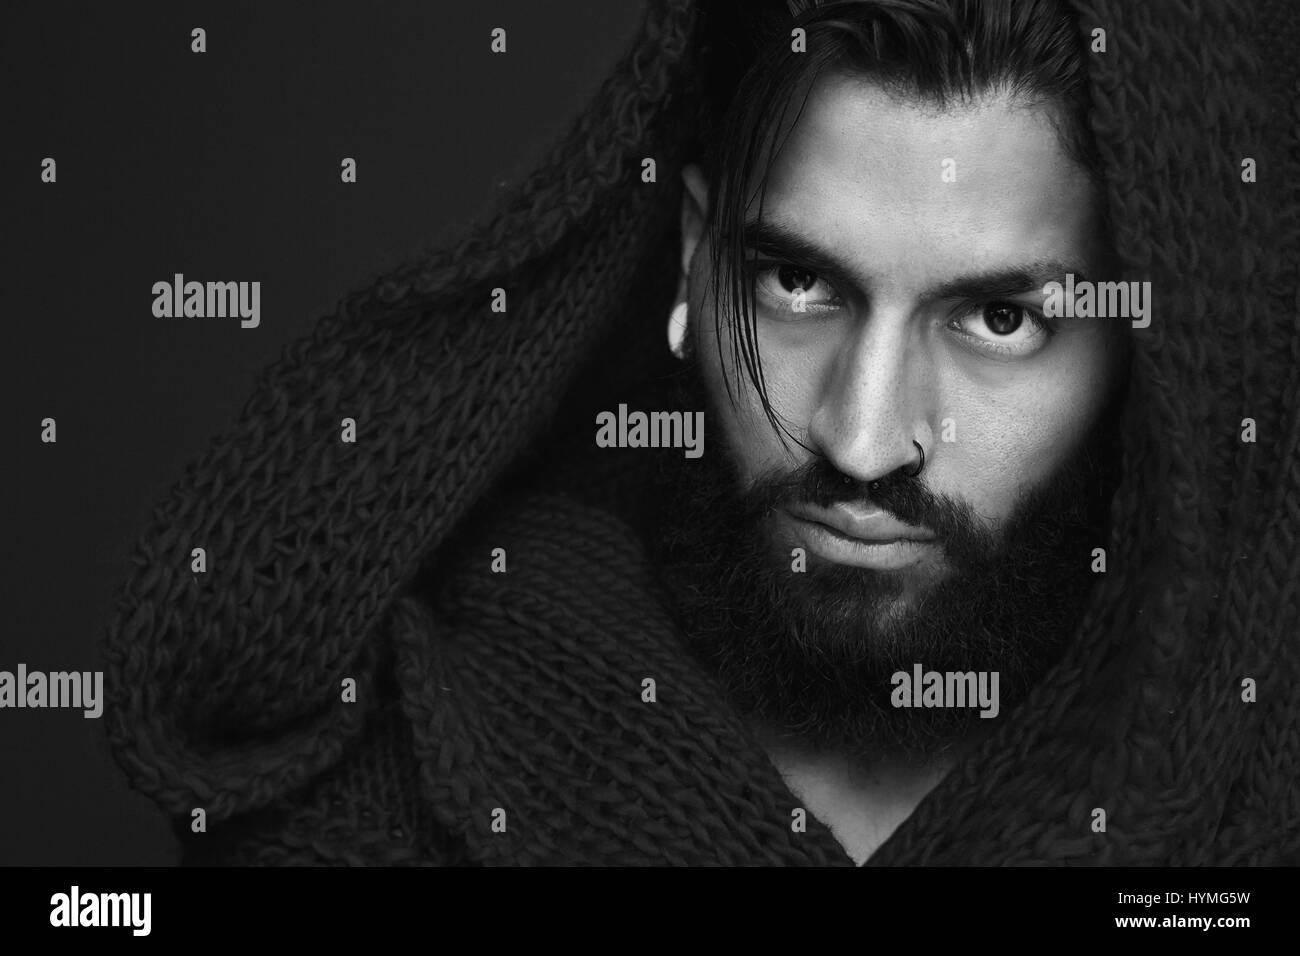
[752,260,842,315]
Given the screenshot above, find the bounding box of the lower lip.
[787,515,935,570]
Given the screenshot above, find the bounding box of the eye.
[752,261,841,315]
[948,301,1054,357]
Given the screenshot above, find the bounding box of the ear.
[679,163,710,281]
[669,164,709,360]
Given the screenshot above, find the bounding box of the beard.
[651,354,1123,762]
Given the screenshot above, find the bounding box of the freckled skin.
[679,75,1126,600]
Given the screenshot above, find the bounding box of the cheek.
[695,309,826,489]
[690,245,821,487]
[936,335,1118,521]
[697,333,783,489]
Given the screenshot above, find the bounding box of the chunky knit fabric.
[103,0,1299,865]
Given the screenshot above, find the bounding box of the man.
[657,68,1128,859]
[103,0,1298,866]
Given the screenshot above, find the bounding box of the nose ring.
[842,440,925,484]
[905,440,925,478]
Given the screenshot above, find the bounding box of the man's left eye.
[950,302,1051,355]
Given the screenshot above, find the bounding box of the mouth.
[783,503,937,570]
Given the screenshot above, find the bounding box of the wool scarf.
[103,0,1300,865]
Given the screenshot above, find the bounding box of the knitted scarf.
[102,0,1300,865]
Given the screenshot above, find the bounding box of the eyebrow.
[739,218,1089,302]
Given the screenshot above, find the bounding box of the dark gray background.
[1,0,643,866]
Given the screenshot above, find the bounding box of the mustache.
[740,455,991,569]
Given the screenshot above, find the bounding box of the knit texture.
[103,0,1299,865]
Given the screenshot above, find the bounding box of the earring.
[667,300,688,359]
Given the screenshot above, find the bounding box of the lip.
[790,502,936,544]
[784,503,936,570]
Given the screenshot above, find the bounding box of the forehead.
[753,71,1100,283]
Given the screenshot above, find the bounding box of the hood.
[102,0,1299,865]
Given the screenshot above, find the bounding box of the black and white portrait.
[6,0,1297,904]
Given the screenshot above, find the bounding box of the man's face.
[660,74,1128,756]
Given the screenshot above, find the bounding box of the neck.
[753,721,986,864]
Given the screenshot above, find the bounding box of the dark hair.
[692,0,1104,446]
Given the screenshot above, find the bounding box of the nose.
[806,307,932,483]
